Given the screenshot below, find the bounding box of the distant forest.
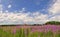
[33,21,60,26]
[0,21,60,26]
[45,21,60,25]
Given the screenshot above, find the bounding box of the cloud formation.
[48,0,60,22]
[49,0,60,15]
[0,11,49,25]
[8,5,12,8]
[0,0,60,25]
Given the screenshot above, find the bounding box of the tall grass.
[0,26,60,37]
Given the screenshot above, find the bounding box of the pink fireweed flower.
[51,25,57,32]
[13,29,16,34]
[31,29,36,32]
[16,26,21,28]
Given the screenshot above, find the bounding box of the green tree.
[45,21,60,25]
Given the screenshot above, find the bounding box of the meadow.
[0,25,60,37]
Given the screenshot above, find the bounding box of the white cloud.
[49,0,60,15]
[5,10,9,12]
[0,8,60,25]
[46,0,60,23]
[0,10,60,25]
[0,11,49,25]
[49,15,60,21]
[8,5,12,8]
[0,0,60,25]
[19,8,26,12]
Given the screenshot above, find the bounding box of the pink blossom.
[16,26,21,28]
[13,29,16,34]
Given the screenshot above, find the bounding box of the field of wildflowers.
[0,25,60,37]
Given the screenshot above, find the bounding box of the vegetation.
[45,21,60,25]
[0,27,60,37]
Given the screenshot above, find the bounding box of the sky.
[0,0,60,25]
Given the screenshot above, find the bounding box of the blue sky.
[0,0,60,25]
[2,0,53,12]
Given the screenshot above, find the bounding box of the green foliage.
[45,31,53,37]
[39,32,45,37]
[0,28,13,37]
[0,28,60,37]
[45,21,60,25]
[31,32,39,37]
[26,28,31,37]
[15,28,25,37]
[55,33,60,37]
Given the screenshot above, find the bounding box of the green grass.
[0,28,60,37]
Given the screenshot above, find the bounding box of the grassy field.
[0,25,60,37]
